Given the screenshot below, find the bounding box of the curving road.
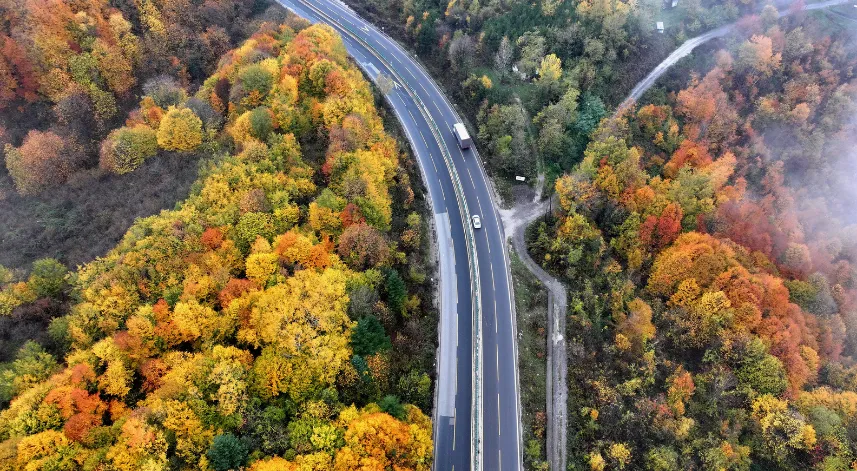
[623,0,854,106]
[274,0,523,470]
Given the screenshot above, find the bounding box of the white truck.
[453,123,472,149]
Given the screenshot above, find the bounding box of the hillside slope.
[0,21,435,471]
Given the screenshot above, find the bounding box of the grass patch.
[0,154,201,271]
[512,250,549,470]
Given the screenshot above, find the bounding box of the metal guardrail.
[290,2,484,469]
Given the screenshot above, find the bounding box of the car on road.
[471,215,482,229]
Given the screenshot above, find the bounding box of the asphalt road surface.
[274,0,522,469]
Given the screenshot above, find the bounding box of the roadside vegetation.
[512,250,549,471]
[343,0,787,187]
[343,0,857,467]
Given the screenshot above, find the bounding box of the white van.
[453,123,472,149]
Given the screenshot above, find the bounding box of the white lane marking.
[393,95,447,205]
[299,1,524,464]
[465,165,478,191]
[496,343,500,381]
[453,406,456,450]
[402,107,447,201]
[414,129,446,202]
[491,262,498,333]
[498,393,501,436]
[495,296,498,334]
[325,0,425,94]
[293,1,499,466]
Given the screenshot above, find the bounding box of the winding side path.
[621,0,853,107]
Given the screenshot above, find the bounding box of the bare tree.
[447,33,476,74]
[495,36,513,76]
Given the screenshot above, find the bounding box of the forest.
[343,0,796,193]
[334,0,857,467]
[0,0,287,269]
[2,0,857,467]
[0,18,436,471]
[523,7,857,471]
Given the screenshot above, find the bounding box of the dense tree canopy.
[0,23,435,470]
[0,0,281,194]
[527,11,857,469]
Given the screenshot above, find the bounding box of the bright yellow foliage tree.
[240,268,353,401]
[157,106,203,152]
[333,405,432,471]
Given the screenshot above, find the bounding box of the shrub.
[379,394,404,419]
[338,223,389,270]
[143,76,187,108]
[185,97,223,130]
[99,125,159,174]
[384,269,406,315]
[248,107,274,141]
[351,315,391,356]
[232,212,276,254]
[5,130,84,194]
[28,259,68,298]
[238,64,275,99]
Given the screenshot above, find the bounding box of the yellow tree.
[156,399,214,466]
[171,300,236,345]
[240,268,353,401]
[157,106,203,152]
[106,416,169,471]
[91,338,134,399]
[537,54,562,84]
[333,404,432,471]
[614,298,655,353]
[15,430,75,471]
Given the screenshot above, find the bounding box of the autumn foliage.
[4,130,84,194]
[0,23,432,470]
[530,13,857,470]
[0,0,272,193]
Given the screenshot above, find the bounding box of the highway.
[273,0,523,469]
